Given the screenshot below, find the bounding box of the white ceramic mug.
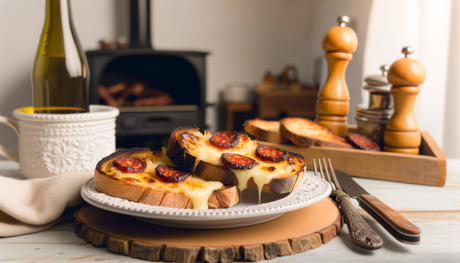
[0,105,119,179]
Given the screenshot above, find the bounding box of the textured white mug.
[0,105,119,179]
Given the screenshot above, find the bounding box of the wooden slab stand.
[261,126,446,186]
[74,198,341,263]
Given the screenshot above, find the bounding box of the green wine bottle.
[32,0,89,114]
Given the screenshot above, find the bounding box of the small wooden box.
[256,90,317,119]
[261,126,446,186]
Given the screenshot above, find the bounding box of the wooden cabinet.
[225,102,254,131]
[256,89,317,120]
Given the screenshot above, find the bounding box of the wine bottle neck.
[42,0,82,63]
[46,0,73,29]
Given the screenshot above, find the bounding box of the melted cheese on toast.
[102,148,223,209]
[178,130,304,200]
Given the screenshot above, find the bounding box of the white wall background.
[0,0,454,159]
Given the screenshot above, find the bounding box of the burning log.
[134,93,175,106]
[98,85,119,107]
[117,82,145,105]
[107,82,126,94]
[99,81,175,107]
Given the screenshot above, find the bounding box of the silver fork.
[313,158,383,250]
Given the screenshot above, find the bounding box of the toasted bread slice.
[280,117,353,148]
[167,126,306,195]
[244,119,291,144]
[94,147,239,209]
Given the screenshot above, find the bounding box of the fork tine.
[322,158,333,186]
[327,158,342,191]
[317,158,328,183]
[313,158,319,178]
[313,159,323,180]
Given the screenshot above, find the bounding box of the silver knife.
[335,170,421,244]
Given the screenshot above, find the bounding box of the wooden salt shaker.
[383,46,425,155]
[315,16,358,136]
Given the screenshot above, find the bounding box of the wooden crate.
[261,126,446,187]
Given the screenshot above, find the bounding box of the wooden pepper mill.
[383,46,425,155]
[315,16,358,136]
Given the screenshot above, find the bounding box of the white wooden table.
[0,160,459,262]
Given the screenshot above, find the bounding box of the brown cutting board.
[74,198,341,263]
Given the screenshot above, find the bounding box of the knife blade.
[335,170,421,244]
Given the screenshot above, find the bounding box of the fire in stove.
[99,82,175,108]
[98,81,199,113]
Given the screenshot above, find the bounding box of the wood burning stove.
[86,0,207,149]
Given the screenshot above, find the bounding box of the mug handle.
[0,115,20,162]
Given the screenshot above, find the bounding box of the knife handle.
[359,195,421,244]
[333,190,383,250]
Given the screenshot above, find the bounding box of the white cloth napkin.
[0,171,92,237]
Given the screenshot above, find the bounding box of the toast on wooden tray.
[280,117,353,148]
[94,147,239,209]
[243,119,291,144]
[167,126,306,195]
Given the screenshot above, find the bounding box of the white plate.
[81,171,331,229]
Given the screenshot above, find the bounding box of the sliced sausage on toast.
[167,126,306,195]
[94,147,239,209]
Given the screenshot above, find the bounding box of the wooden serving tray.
[74,198,341,263]
[261,126,446,186]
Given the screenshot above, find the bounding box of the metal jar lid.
[363,65,391,93]
[362,65,393,110]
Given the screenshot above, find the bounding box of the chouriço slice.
[155,164,191,183]
[209,131,240,149]
[344,133,381,151]
[221,153,259,170]
[113,157,147,173]
[255,145,288,162]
